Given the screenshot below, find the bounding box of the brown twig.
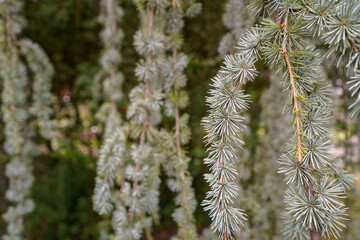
[280,9,321,240]
[280,11,303,164]
[348,38,359,54]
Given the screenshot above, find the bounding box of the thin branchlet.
[161,0,200,239]
[117,1,167,239]
[281,10,304,164]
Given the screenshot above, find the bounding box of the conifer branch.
[202,52,256,240]
[92,4,128,240]
[216,2,354,238]
[280,10,303,164]
[1,1,55,239]
[114,1,168,238]
[128,2,156,229]
[161,1,200,239]
[2,6,29,239]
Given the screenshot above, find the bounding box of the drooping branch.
[280,10,303,164]
[92,0,126,219]
[128,3,156,229]
[160,1,200,239]
[1,1,55,239]
[114,1,167,239]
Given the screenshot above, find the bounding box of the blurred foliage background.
[0,0,359,239]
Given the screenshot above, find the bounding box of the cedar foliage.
[0,0,56,239]
[202,1,355,239]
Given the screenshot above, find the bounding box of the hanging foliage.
[202,46,257,240]
[202,1,354,239]
[160,0,201,239]
[92,0,126,216]
[109,0,168,239]
[0,0,55,239]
